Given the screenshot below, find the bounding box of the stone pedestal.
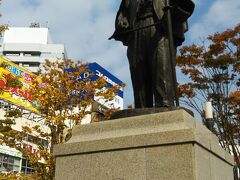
[54,110,234,180]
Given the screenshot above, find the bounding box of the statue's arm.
[171,0,195,22]
[169,0,195,46]
[115,0,130,30]
[109,0,130,46]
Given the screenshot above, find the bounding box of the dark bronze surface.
[110,0,195,108]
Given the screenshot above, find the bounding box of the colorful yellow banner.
[0,56,40,113]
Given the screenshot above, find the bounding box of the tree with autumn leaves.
[0,5,121,178]
[30,59,121,149]
[177,24,240,179]
[0,59,122,179]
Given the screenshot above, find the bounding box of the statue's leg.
[127,42,153,108]
[127,19,154,108]
[152,35,176,107]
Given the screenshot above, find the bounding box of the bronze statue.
[110,0,195,108]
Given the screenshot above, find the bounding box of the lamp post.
[205,101,214,132]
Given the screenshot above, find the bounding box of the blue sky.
[0,0,240,108]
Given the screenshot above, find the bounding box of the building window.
[23,64,30,67]
[24,54,32,57]
[41,139,48,148]
[23,134,48,148]
[21,159,34,174]
[23,52,41,57]
[0,102,13,111]
[4,53,20,56]
[0,153,21,173]
[114,97,120,104]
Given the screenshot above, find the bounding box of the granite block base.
[54,110,234,180]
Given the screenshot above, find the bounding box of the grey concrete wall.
[54,110,234,180]
[194,144,233,180]
[55,144,197,180]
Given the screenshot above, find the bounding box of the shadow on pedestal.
[110,106,194,120]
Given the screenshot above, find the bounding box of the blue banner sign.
[67,63,124,98]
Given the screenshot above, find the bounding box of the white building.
[0,106,49,174]
[0,25,66,73]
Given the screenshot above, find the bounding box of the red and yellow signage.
[0,56,40,112]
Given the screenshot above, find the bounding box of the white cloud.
[1,0,239,108]
[0,0,135,107]
[189,0,240,42]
